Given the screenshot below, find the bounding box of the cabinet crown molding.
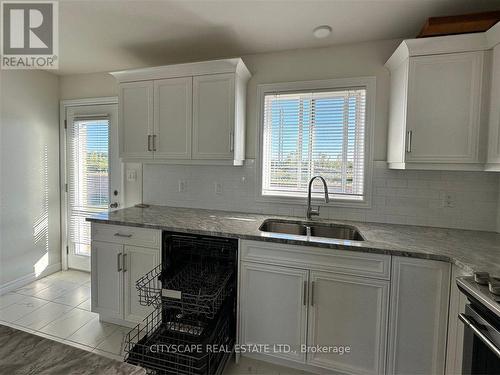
[385,22,500,71]
[110,57,251,83]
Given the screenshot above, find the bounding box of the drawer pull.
[303,281,307,305]
[114,233,132,238]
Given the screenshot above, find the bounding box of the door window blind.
[68,118,110,256]
[262,88,366,200]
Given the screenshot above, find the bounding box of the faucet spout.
[306,176,329,220]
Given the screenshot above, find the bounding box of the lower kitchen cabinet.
[239,258,389,374]
[91,223,161,325]
[92,241,124,320]
[239,262,308,363]
[387,257,451,375]
[307,271,389,375]
[123,245,160,322]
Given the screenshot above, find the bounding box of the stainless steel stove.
[457,273,500,374]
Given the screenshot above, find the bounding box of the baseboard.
[0,262,62,295]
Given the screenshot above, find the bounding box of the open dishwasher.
[124,231,238,375]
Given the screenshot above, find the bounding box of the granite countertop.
[0,324,146,375]
[88,205,500,276]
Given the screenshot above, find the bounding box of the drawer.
[91,223,161,249]
[241,240,390,280]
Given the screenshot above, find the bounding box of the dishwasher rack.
[125,296,235,375]
[127,231,238,375]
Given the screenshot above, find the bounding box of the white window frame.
[256,77,375,208]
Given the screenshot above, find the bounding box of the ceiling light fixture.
[313,25,332,39]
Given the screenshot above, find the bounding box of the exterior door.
[65,103,121,271]
[307,271,389,375]
[240,262,309,363]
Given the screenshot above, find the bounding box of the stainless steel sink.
[259,219,364,241]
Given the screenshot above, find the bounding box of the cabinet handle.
[303,281,307,305]
[229,130,234,152]
[114,233,132,238]
[153,135,157,151]
[406,130,413,153]
[310,281,315,306]
[147,135,152,152]
[123,254,127,272]
[117,253,122,272]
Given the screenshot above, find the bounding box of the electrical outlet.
[441,191,456,208]
[178,180,187,193]
[126,169,137,182]
[215,182,223,195]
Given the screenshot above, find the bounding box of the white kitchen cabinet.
[239,240,390,374]
[307,271,389,375]
[154,77,192,159]
[240,262,308,363]
[91,223,161,326]
[192,74,235,160]
[387,256,450,375]
[124,245,160,323]
[111,58,250,165]
[91,240,123,320]
[386,35,490,170]
[118,81,154,160]
[486,41,500,170]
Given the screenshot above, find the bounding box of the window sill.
[256,194,372,209]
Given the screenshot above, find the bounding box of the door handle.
[229,130,234,152]
[406,130,413,153]
[303,281,307,305]
[123,254,127,272]
[459,313,500,357]
[147,135,152,151]
[117,253,122,272]
[310,281,315,306]
[152,135,157,151]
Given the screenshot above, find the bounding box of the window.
[261,82,370,202]
[68,117,110,256]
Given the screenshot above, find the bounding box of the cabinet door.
[154,77,193,159]
[240,262,308,363]
[192,74,235,160]
[307,271,389,375]
[91,241,123,319]
[119,81,154,159]
[406,52,484,163]
[123,245,160,323]
[387,257,450,375]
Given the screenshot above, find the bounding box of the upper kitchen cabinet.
[385,26,500,171]
[118,81,154,160]
[111,58,251,165]
[486,25,500,171]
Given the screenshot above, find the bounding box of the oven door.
[459,304,500,375]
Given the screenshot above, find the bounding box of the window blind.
[262,88,366,200]
[68,118,109,256]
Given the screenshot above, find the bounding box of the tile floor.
[0,270,312,374]
[0,270,126,361]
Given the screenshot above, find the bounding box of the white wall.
[0,70,61,288]
[59,39,500,232]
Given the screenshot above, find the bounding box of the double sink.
[259,219,364,241]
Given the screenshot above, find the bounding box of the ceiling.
[58,0,500,75]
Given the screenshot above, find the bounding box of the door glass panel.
[68,118,109,257]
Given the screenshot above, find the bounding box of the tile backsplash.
[143,161,499,231]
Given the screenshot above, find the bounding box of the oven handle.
[459,313,500,358]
